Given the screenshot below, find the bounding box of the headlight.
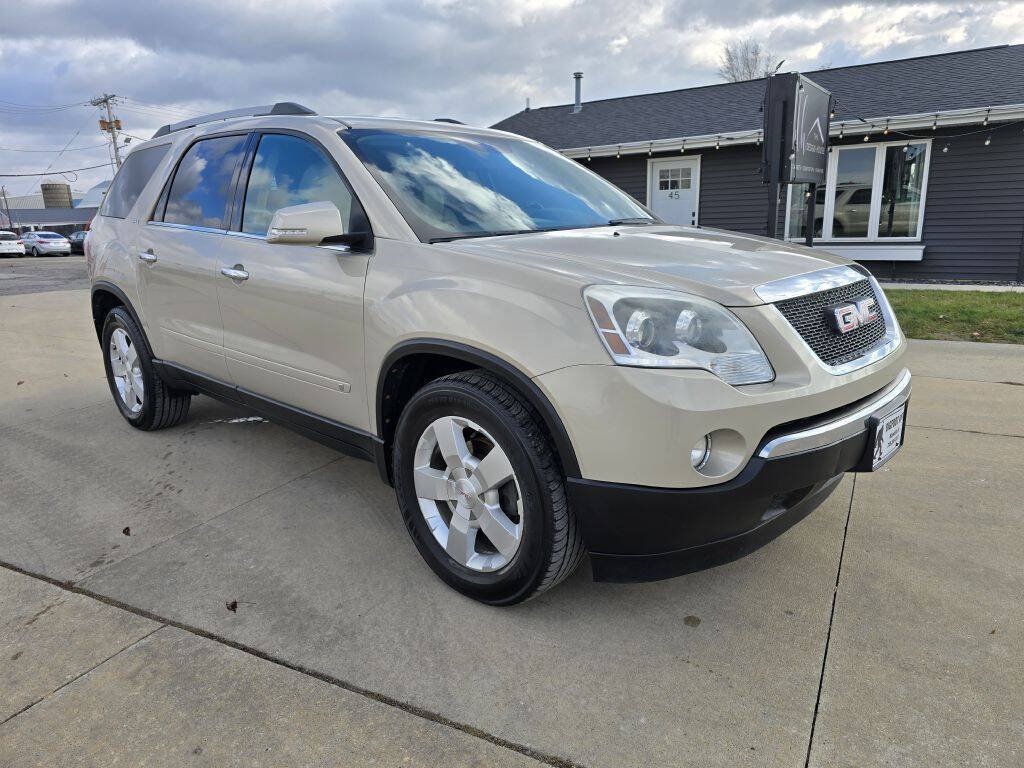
[584,285,775,385]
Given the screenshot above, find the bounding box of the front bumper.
[572,369,911,582]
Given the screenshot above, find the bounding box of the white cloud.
[1,0,1020,194]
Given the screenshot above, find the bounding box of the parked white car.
[0,230,25,257]
[22,230,71,256]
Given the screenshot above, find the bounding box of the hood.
[442,225,850,306]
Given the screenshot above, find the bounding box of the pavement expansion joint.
[0,559,586,768]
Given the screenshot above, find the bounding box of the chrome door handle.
[220,266,249,281]
[138,250,157,263]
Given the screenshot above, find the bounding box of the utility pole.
[90,94,122,170]
[1,186,14,231]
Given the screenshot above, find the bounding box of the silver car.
[22,230,71,256]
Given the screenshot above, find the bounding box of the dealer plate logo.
[826,297,879,334]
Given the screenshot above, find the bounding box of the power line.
[0,99,88,109]
[0,162,112,177]
[0,143,110,153]
[120,97,196,119]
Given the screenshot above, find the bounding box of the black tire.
[393,370,584,605]
[101,306,191,430]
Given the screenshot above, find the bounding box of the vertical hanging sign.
[762,72,832,241]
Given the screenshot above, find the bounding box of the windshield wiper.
[429,225,571,244]
[606,217,657,226]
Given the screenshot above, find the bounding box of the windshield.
[340,128,654,242]
[38,232,63,239]
[0,233,17,241]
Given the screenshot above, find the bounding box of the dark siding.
[583,128,1024,282]
[692,145,771,235]
[888,127,1024,281]
[584,146,773,234]
[586,155,647,204]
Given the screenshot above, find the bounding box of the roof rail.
[152,102,316,139]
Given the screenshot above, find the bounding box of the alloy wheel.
[109,327,144,415]
[413,415,524,572]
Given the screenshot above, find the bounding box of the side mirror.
[266,201,344,245]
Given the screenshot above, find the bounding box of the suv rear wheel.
[101,306,191,430]
[393,371,584,604]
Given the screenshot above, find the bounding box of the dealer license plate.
[872,404,906,469]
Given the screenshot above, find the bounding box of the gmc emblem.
[826,298,879,334]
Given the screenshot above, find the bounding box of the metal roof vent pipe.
[572,72,583,113]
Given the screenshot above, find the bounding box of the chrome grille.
[774,279,887,366]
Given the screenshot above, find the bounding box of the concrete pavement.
[0,255,88,296]
[1,289,1022,767]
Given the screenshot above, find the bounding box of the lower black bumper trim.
[568,426,873,583]
[587,474,843,582]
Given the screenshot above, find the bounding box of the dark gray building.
[493,45,1024,282]
[0,207,97,235]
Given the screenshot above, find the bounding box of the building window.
[658,167,691,191]
[786,139,930,242]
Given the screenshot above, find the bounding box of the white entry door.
[648,156,701,226]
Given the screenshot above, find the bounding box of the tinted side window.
[849,187,872,205]
[163,135,247,229]
[100,143,170,219]
[241,134,363,236]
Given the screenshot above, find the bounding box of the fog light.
[690,434,711,470]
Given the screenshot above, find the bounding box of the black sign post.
[762,73,831,244]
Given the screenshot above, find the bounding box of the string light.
[561,107,1016,161]
[942,144,949,153]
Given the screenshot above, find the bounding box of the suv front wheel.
[393,371,584,604]
[101,306,192,430]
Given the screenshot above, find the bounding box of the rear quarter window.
[100,143,171,219]
[161,135,248,229]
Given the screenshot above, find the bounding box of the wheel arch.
[91,281,146,344]
[376,340,582,484]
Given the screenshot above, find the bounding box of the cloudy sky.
[2,0,1022,197]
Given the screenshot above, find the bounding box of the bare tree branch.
[717,39,778,82]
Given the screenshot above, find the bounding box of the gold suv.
[87,103,911,604]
